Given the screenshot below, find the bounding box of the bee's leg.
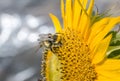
[54,42,62,47]
[58,42,62,46]
[39,43,43,48]
[50,44,60,53]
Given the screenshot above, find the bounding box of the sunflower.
[41,0,120,81]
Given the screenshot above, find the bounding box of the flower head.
[41,0,120,81]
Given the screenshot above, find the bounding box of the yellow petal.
[87,0,94,15]
[96,59,120,70]
[92,34,112,64]
[95,70,120,81]
[79,14,90,36]
[49,52,61,81]
[73,0,81,29]
[83,0,88,9]
[95,72,120,81]
[66,0,72,28]
[49,13,62,32]
[77,0,90,37]
[78,0,88,16]
[44,51,62,81]
[90,17,120,50]
[88,17,110,44]
[95,59,120,81]
[43,51,52,81]
[61,0,67,29]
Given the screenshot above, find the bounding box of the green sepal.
[91,9,111,25]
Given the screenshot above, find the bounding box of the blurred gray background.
[0,0,120,81]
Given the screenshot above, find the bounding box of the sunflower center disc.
[53,29,98,81]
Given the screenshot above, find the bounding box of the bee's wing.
[39,34,48,37]
[26,41,42,54]
[38,34,53,41]
[33,44,43,53]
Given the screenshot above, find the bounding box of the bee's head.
[47,33,53,39]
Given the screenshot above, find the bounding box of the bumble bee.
[38,33,62,53]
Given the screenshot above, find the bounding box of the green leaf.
[105,31,117,39]
[107,31,120,59]
[107,48,120,59]
[110,33,120,46]
[107,46,120,55]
